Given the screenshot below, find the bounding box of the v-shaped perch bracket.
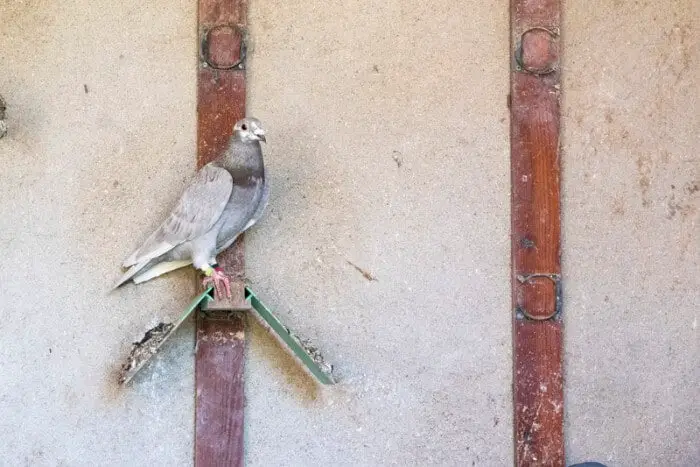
[118,286,336,386]
[245,287,335,385]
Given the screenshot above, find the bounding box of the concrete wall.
[0,0,697,465]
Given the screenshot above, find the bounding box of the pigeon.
[114,117,269,298]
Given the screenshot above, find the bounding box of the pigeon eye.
[241,124,248,131]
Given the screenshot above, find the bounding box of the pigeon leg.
[202,266,232,299]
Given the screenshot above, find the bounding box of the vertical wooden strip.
[510,0,564,465]
[195,0,248,465]
[513,321,564,465]
[195,314,246,466]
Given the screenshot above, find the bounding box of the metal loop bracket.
[515,272,562,320]
[200,24,248,70]
[514,27,559,75]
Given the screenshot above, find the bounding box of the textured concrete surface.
[0,0,198,464]
[244,0,511,465]
[0,1,697,467]
[562,1,699,465]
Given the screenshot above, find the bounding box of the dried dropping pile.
[299,337,334,377]
[118,322,174,384]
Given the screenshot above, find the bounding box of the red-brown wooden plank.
[513,321,564,465]
[195,0,248,465]
[195,313,246,466]
[510,0,564,465]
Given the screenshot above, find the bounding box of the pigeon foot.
[202,267,232,300]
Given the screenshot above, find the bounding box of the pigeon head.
[233,118,266,143]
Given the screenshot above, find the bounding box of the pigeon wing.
[122,163,233,267]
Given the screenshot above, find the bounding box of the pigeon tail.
[133,260,191,284]
[112,260,151,290]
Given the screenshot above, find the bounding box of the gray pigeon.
[114,117,269,298]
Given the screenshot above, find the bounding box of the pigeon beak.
[257,134,267,143]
